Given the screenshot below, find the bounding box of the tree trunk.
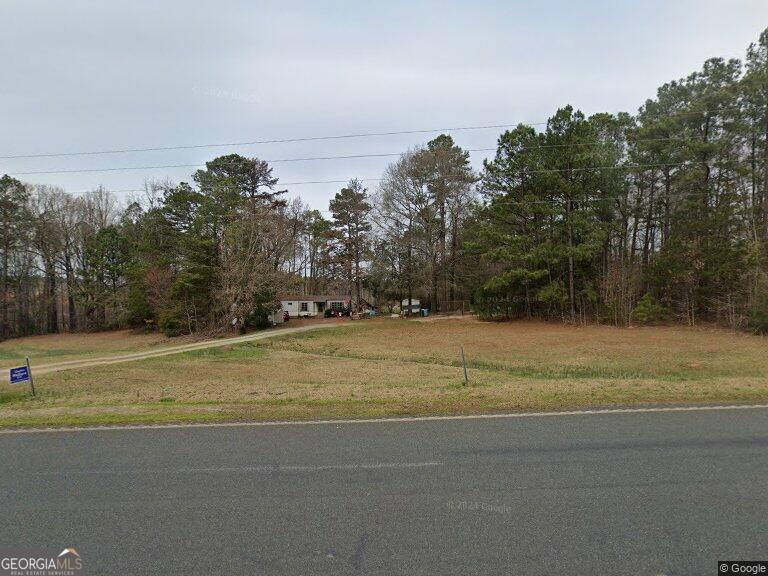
[642,182,656,267]
[354,250,361,311]
[46,260,58,333]
[439,199,448,309]
[763,111,768,240]
[64,250,77,331]
[449,214,459,302]
[663,169,671,247]
[1,238,8,339]
[566,197,576,321]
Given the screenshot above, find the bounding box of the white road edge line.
[2,403,768,434]
[34,461,443,475]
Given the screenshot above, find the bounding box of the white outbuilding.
[280,294,352,318]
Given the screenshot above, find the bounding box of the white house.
[280,294,352,317]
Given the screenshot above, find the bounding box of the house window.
[330,301,344,311]
[287,302,293,306]
[300,302,308,312]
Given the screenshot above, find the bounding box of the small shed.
[281,297,324,318]
[401,298,421,314]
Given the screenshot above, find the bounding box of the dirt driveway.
[23,322,348,377]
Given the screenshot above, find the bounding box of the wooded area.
[2,29,768,338]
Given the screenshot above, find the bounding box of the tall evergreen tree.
[329,179,372,308]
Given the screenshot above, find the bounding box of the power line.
[65,160,726,211]
[0,107,745,160]
[283,161,709,183]
[11,154,721,179]
[6,149,495,176]
[0,124,522,160]
[6,135,730,178]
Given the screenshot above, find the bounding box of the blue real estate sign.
[9,365,30,385]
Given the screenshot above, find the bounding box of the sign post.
[460,346,469,385]
[9,358,35,396]
[26,356,35,396]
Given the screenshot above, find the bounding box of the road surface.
[1,407,767,575]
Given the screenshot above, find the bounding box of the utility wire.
[6,125,743,178]
[8,150,495,176]
[11,156,723,178]
[0,107,746,160]
[0,124,521,160]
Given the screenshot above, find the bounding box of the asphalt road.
[2,407,767,575]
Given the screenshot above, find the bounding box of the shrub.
[748,302,768,334]
[631,293,670,325]
[537,280,568,309]
[125,281,154,328]
[242,305,272,332]
[238,289,279,333]
[158,308,188,337]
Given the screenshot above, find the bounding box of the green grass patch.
[0,410,240,429]
[459,358,697,380]
[178,343,269,361]
[0,391,29,405]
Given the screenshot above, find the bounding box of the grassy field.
[1,317,767,427]
[0,329,185,370]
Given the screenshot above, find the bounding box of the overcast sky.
[2,0,767,211]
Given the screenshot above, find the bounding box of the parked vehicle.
[324,308,351,318]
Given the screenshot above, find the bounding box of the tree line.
[2,28,768,338]
[470,29,768,331]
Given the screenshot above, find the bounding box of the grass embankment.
[1,318,767,427]
[0,329,185,371]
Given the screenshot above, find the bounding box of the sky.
[1,0,767,212]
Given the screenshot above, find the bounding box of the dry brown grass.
[0,317,347,371]
[0,329,187,370]
[1,317,767,427]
